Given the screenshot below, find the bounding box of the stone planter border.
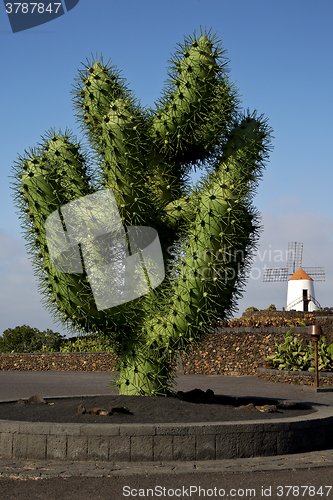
[257,367,333,390]
[258,367,333,378]
[0,397,333,462]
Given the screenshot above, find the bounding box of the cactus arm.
[12,132,98,330]
[150,32,238,166]
[72,61,124,141]
[73,62,155,223]
[161,112,270,235]
[99,98,153,226]
[162,112,272,333]
[12,131,147,338]
[73,61,181,229]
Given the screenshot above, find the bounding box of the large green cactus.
[11,30,272,396]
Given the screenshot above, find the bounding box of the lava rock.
[236,403,256,411]
[177,388,215,403]
[17,395,47,405]
[255,404,278,413]
[77,404,86,414]
[111,406,133,415]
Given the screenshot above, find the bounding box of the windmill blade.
[287,242,303,273]
[302,267,325,281]
[263,268,289,282]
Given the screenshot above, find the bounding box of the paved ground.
[1,465,333,500]
[0,371,333,484]
[1,370,333,404]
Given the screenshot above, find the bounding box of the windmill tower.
[263,242,325,312]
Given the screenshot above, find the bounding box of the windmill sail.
[302,267,325,281]
[287,242,303,274]
[263,268,289,282]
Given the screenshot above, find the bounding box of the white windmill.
[263,242,325,312]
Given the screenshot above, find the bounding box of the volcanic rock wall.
[1,312,332,385]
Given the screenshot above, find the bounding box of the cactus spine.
[11,30,272,396]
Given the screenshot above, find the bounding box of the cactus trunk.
[118,355,171,396]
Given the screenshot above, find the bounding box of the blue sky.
[1,0,332,336]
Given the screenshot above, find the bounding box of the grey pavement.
[1,370,333,404]
[0,371,333,479]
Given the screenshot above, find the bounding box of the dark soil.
[0,389,315,424]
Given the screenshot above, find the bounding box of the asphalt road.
[0,371,333,499]
[1,463,333,500]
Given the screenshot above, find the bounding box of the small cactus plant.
[11,29,272,396]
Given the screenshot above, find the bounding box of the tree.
[11,29,272,396]
[0,325,63,353]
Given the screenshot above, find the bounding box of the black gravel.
[0,392,315,424]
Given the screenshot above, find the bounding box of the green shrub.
[59,334,114,352]
[245,307,259,312]
[315,339,333,371]
[0,325,64,353]
[265,330,333,371]
[0,326,114,354]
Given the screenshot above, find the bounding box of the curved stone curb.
[258,367,333,378]
[1,398,333,463]
[257,368,333,391]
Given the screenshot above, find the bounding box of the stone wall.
[240,310,333,344]
[0,328,291,375]
[257,367,333,387]
[0,352,118,372]
[1,315,332,388]
[182,327,309,376]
